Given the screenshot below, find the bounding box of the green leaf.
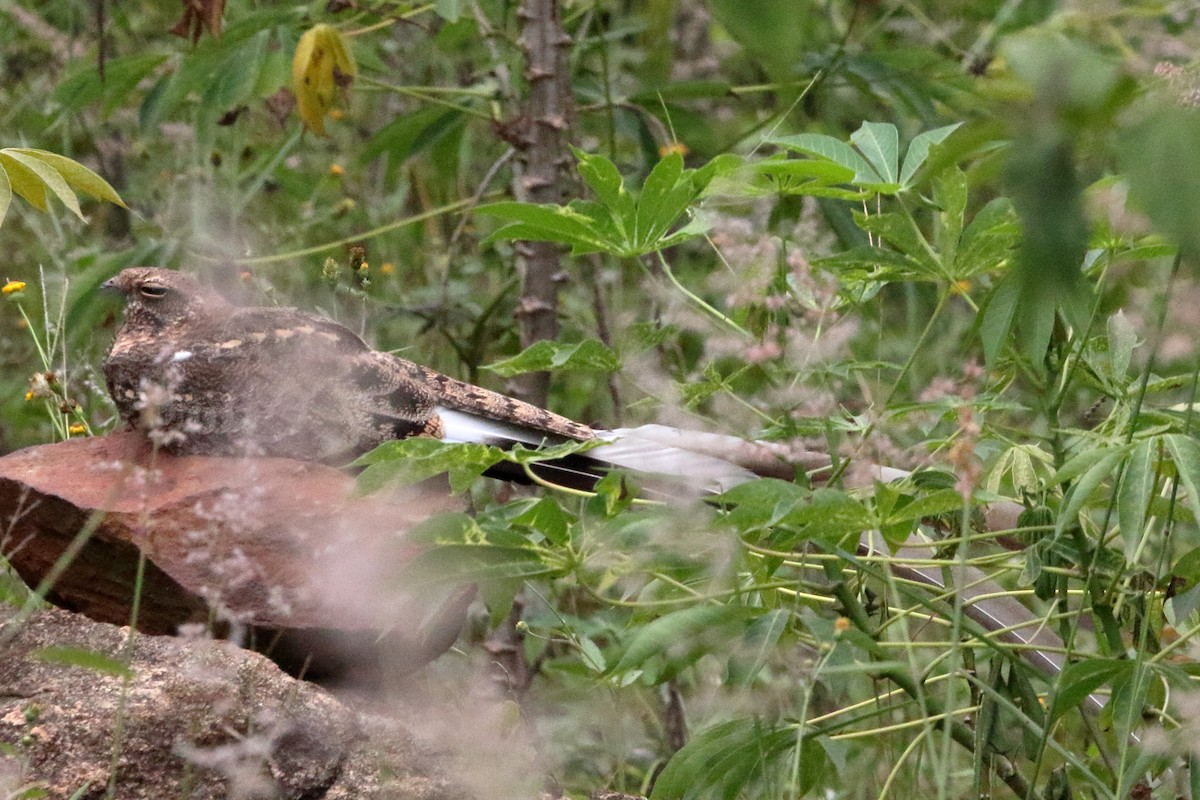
[651,718,820,800]
[899,122,962,187]
[1056,447,1128,535]
[853,211,939,273]
[360,106,464,167]
[850,121,899,184]
[1048,658,1128,723]
[932,165,968,270]
[770,133,875,182]
[1006,133,1091,362]
[612,605,763,677]
[979,274,1019,366]
[1106,311,1138,381]
[577,634,606,672]
[572,147,634,226]
[1165,434,1200,529]
[482,338,620,377]
[510,496,571,545]
[202,30,269,111]
[1118,438,1157,560]
[400,543,558,586]
[478,201,612,253]
[815,245,929,282]
[955,197,1018,279]
[352,438,504,494]
[881,488,966,526]
[56,52,169,115]
[716,478,810,531]
[435,0,463,21]
[32,646,133,679]
[727,609,790,686]
[1050,443,1133,487]
[786,488,874,546]
[635,151,686,248]
[1121,108,1200,259]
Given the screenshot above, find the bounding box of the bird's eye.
[138,284,168,299]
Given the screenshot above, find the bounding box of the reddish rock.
[0,432,473,679]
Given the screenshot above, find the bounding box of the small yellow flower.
[328,108,345,121]
[658,141,689,158]
[834,616,851,633]
[68,423,87,435]
[2,280,27,296]
[330,163,345,177]
[379,262,395,276]
[950,279,971,295]
[24,391,33,401]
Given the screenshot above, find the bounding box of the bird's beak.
[100,276,123,293]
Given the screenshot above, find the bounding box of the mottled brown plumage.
[102,268,594,462]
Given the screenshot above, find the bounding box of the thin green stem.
[198,196,482,265]
[653,250,750,338]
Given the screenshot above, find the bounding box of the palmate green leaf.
[954,197,1018,279]
[352,438,505,494]
[786,488,874,546]
[753,157,857,183]
[635,151,685,246]
[815,245,932,283]
[483,338,620,377]
[203,29,269,112]
[572,147,634,235]
[852,211,939,273]
[510,496,572,545]
[33,646,133,680]
[771,133,877,182]
[850,121,898,184]
[932,165,968,269]
[715,478,810,531]
[478,201,614,253]
[899,122,962,187]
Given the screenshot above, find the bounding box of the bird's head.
[103,268,231,332]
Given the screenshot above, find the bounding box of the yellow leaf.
[0,149,83,219]
[0,167,10,229]
[292,24,356,137]
[0,152,49,212]
[7,148,126,208]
